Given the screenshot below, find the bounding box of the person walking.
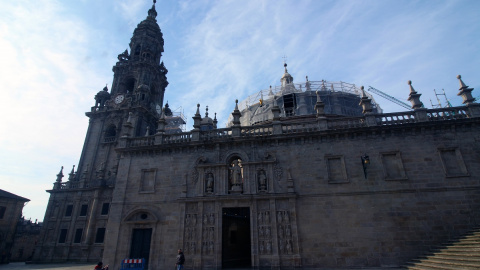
[94,261,109,270]
[176,249,185,270]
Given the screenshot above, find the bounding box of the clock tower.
[78,0,168,188]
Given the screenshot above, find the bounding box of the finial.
[214,112,217,120]
[457,75,468,89]
[103,84,108,91]
[234,99,239,111]
[56,166,64,182]
[195,103,201,116]
[205,106,209,117]
[408,80,416,93]
[148,0,158,19]
[316,90,321,102]
[361,86,367,98]
[284,62,288,73]
[306,76,309,81]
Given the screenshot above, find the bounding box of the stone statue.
[259,241,264,254]
[266,241,272,254]
[277,211,283,223]
[258,170,267,191]
[286,240,292,254]
[186,214,191,226]
[286,225,291,237]
[265,226,271,237]
[206,173,214,192]
[231,160,242,185]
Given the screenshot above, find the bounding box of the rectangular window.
[58,229,68,243]
[140,169,156,192]
[101,203,110,216]
[381,151,407,180]
[0,206,6,219]
[79,204,88,216]
[439,148,469,177]
[74,228,83,243]
[65,205,73,217]
[325,156,348,183]
[95,228,106,243]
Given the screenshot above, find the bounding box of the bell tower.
[110,0,168,115]
[76,0,168,188]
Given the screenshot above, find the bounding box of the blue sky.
[0,0,479,222]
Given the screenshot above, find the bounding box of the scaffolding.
[228,80,383,127]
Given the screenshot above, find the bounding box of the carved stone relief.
[257,210,272,255]
[202,213,216,255]
[277,211,293,254]
[184,203,199,255]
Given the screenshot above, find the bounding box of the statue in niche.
[266,241,272,254]
[230,159,243,192]
[286,240,292,254]
[259,226,264,237]
[277,211,283,223]
[185,214,191,226]
[284,211,290,223]
[279,240,285,254]
[259,241,264,254]
[209,227,214,240]
[286,225,291,237]
[278,225,284,239]
[208,241,214,254]
[209,213,215,225]
[190,242,196,254]
[257,212,263,224]
[265,212,270,223]
[258,170,267,191]
[265,226,271,238]
[206,173,214,193]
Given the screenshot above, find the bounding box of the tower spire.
[148,0,157,19]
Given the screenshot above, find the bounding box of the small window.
[95,228,106,243]
[74,228,83,243]
[65,205,73,217]
[58,229,68,243]
[101,203,110,215]
[0,206,6,219]
[79,204,88,217]
[105,125,116,138]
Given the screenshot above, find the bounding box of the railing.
[118,106,476,149]
[241,125,273,137]
[375,111,416,126]
[427,107,468,120]
[282,122,320,133]
[127,136,155,147]
[104,136,116,143]
[327,117,366,129]
[163,132,192,144]
[201,128,232,140]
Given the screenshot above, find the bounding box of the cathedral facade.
[34,2,480,269]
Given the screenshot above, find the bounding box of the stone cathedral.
[33,2,480,269]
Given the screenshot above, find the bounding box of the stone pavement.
[0,263,405,270]
[0,263,91,270]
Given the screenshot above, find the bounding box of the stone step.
[408,259,480,270]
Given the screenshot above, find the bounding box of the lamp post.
[361,154,370,179]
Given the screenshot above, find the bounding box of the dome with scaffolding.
[227,65,382,127]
